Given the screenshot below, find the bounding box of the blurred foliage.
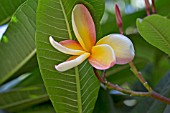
[0,0,26,25]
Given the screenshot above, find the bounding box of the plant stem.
[151,91,170,104]
[93,68,170,105]
[102,70,106,81]
[93,68,105,84]
[129,61,152,91]
[111,3,170,104]
[106,82,150,97]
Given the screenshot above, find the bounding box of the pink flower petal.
[72,4,96,52]
[59,40,84,50]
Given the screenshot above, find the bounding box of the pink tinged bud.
[151,0,156,14]
[115,4,123,34]
[144,0,150,16]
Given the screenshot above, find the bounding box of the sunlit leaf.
[0,85,48,112]
[137,14,170,56]
[0,0,37,84]
[0,0,26,25]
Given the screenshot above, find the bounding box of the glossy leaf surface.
[137,15,170,55]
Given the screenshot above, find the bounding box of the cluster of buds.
[144,0,156,16]
[115,0,156,34]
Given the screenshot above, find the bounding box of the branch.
[129,61,152,91]
[93,68,170,105]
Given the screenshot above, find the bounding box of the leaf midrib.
[75,67,82,113]
[1,94,48,109]
[0,49,36,84]
[144,19,170,49]
[59,0,82,112]
[59,0,72,40]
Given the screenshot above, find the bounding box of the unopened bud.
[144,0,150,16]
[151,0,156,14]
[115,4,123,34]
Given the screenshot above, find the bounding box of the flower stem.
[93,68,105,84]
[110,3,170,104]
[106,82,150,97]
[129,61,152,92]
[151,91,170,104]
[93,68,170,104]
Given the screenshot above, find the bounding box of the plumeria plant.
[1,0,170,113]
[49,4,135,72]
[49,2,170,105]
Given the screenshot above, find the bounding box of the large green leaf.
[0,68,47,112]
[36,0,104,113]
[0,0,37,84]
[137,14,170,56]
[0,85,48,112]
[0,0,26,25]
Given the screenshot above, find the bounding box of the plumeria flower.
[49,4,135,72]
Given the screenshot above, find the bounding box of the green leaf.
[11,55,38,80]
[137,14,170,56]
[131,71,170,113]
[106,58,147,85]
[146,71,170,113]
[0,0,37,84]
[129,34,158,62]
[85,0,105,21]
[16,103,55,113]
[14,68,43,88]
[156,0,170,16]
[0,85,48,112]
[36,0,104,113]
[93,88,115,113]
[0,0,26,25]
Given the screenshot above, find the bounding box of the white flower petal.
[49,36,85,55]
[97,34,135,64]
[55,53,90,72]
